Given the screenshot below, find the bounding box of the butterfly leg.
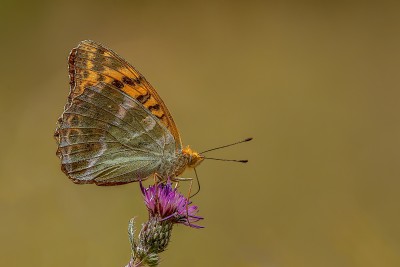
[173,168,201,198]
[172,177,194,226]
[153,173,164,184]
[172,177,193,182]
[174,181,180,189]
[171,177,191,189]
[185,179,194,227]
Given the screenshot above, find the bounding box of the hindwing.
[55,82,176,185]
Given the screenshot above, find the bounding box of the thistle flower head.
[140,180,204,228]
[127,181,204,266]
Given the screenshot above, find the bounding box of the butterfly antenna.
[200,137,253,154]
[201,157,248,163]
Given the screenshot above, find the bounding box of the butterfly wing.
[63,40,182,149]
[55,82,177,185]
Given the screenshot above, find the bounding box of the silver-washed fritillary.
[54,40,204,185]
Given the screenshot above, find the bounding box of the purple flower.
[140,180,204,228]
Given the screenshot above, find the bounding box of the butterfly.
[54,40,205,185]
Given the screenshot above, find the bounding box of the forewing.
[55,82,176,185]
[63,40,182,149]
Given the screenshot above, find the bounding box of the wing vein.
[83,86,163,149]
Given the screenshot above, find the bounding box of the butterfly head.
[182,146,204,168]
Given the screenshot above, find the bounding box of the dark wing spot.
[122,76,135,86]
[61,164,68,174]
[155,114,165,120]
[85,143,97,150]
[68,48,77,86]
[70,115,79,125]
[148,104,160,111]
[97,74,105,82]
[91,62,105,72]
[135,77,142,84]
[111,79,124,89]
[82,70,90,78]
[93,52,106,63]
[54,129,60,139]
[136,92,150,104]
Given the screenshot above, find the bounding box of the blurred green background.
[1,0,400,266]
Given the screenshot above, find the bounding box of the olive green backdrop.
[1,1,400,266]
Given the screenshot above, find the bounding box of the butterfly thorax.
[165,146,204,178]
